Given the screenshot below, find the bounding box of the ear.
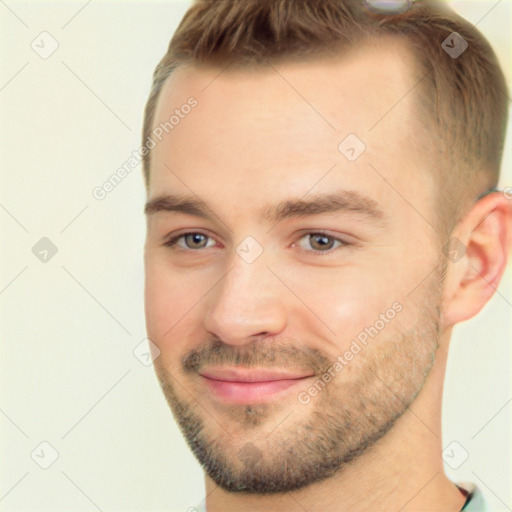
[441,191,512,329]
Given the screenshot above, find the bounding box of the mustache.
[182,339,332,375]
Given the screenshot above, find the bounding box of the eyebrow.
[144,190,385,226]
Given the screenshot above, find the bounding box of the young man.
[142,1,511,510]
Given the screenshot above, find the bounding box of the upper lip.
[199,366,314,383]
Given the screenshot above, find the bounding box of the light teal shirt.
[192,482,489,511]
[459,482,489,511]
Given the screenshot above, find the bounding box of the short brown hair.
[142,0,508,234]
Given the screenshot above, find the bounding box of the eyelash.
[164,231,348,255]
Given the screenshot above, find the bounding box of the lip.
[199,366,314,404]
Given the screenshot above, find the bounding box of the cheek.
[144,256,187,345]
[284,264,407,350]
[144,255,214,358]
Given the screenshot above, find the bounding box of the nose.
[203,256,287,347]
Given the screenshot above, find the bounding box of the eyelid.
[293,231,350,255]
[164,229,351,255]
[164,230,219,250]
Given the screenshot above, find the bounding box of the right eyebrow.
[144,195,211,218]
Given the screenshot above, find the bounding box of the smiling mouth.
[199,367,314,404]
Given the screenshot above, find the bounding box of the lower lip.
[201,376,309,404]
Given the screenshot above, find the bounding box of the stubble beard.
[153,276,443,494]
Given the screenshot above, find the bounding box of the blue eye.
[164,231,347,255]
[165,232,215,250]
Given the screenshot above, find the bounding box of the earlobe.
[441,191,512,329]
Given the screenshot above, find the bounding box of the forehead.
[148,38,433,219]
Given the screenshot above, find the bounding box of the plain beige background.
[0,1,510,511]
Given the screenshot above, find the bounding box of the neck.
[203,342,466,512]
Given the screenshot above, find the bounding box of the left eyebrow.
[260,190,386,226]
[144,189,386,226]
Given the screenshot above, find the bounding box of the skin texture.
[144,39,511,512]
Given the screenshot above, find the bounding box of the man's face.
[144,40,445,492]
